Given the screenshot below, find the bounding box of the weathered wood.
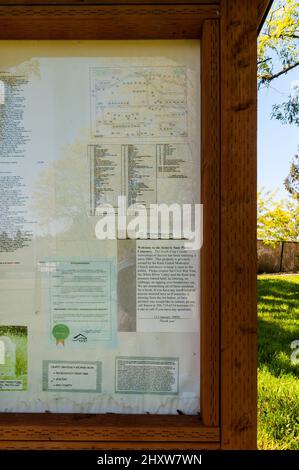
[220,0,258,450]
[200,18,220,427]
[0,440,221,450]
[0,5,219,39]
[258,0,273,32]
[0,0,220,4]
[0,413,220,442]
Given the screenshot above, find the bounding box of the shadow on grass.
[258,278,299,378]
[258,278,299,313]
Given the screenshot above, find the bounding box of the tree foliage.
[258,0,299,86]
[284,150,299,196]
[258,0,299,124]
[258,1,299,198]
[258,188,299,244]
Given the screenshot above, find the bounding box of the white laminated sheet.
[0,40,200,414]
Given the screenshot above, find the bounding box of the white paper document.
[115,357,179,395]
[137,240,199,333]
[89,143,194,212]
[43,361,101,392]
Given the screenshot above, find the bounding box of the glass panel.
[0,40,200,414]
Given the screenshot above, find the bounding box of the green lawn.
[258,275,299,449]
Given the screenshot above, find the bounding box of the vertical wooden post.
[220,0,258,449]
[200,18,220,428]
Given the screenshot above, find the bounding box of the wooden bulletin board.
[0,0,271,450]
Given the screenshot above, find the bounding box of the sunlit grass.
[258,275,299,449]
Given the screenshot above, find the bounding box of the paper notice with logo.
[47,259,116,347]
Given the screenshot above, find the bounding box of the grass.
[258,274,299,449]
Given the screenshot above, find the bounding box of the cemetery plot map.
[90,66,188,138]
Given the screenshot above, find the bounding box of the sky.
[258,67,299,199]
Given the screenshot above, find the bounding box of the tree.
[257,188,299,244]
[258,0,299,91]
[258,1,299,196]
[258,0,299,124]
[284,150,299,196]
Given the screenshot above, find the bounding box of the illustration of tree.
[31,139,92,238]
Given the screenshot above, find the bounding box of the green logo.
[52,324,69,345]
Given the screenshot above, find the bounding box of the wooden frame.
[0,0,263,449]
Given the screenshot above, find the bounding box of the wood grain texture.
[0,4,219,39]
[0,441,221,450]
[0,0,220,4]
[257,0,273,32]
[0,414,220,442]
[220,0,257,450]
[200,18,220,427]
